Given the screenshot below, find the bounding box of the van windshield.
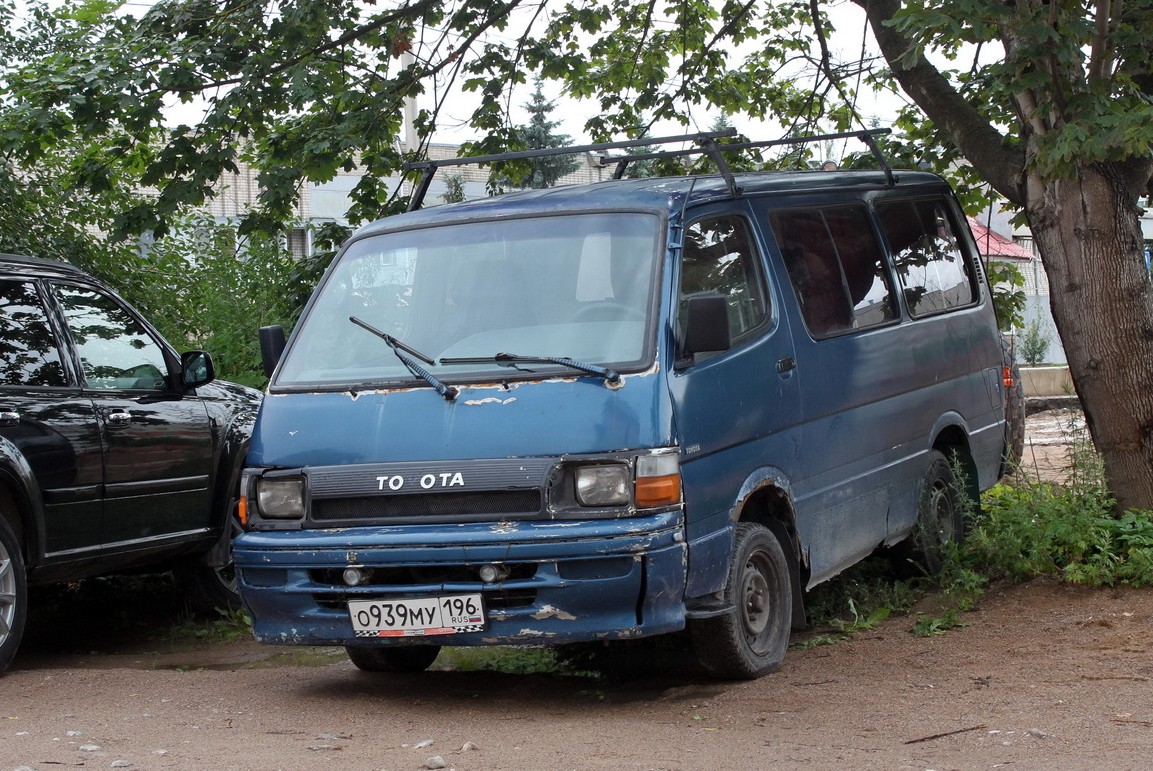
[275,212,661,388]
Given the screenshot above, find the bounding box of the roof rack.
[400,127,893,211]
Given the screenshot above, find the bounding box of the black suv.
[0,254,261,673]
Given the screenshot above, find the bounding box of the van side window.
[679,216,768,339]
[875,199,977,317]
[770,206,896,338]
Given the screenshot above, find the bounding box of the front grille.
[312,563,539,586]
[311,490,542,521]
[316,589,537,611]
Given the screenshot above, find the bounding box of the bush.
[1018,315,1052,365]
[968,482,1153,587]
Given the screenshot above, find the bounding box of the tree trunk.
[1024,164,1153,510]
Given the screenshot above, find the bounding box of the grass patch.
[435,646,573,675]
[159,606,253,644]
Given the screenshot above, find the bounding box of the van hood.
[248,373,673,468]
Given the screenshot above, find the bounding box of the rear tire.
[899,449,965,576]
[0,516,28,675]
[690,522,792,680]
[345,645,441,673]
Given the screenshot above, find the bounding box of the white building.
[201,143,615,258]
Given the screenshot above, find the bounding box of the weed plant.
[965,411,1153,587]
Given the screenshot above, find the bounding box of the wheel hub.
[741,557,771,636]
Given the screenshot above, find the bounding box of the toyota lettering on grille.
[376,472,465,491]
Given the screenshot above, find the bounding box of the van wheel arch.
[932,430,980,509]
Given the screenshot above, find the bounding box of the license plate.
[348,594,485,638]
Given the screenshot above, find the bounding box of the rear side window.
[769,206,896,338]
[875,199,977,317]
[679,216,768,340]
[0,280,68,387]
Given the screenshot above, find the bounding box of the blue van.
[235,132,1008,679]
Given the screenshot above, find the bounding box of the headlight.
[574,464,630,506]
[256,475,305,519]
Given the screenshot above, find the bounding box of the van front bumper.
[234,511,687,646]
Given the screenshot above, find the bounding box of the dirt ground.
[1013,406,1087,484]
[4,408,1152,770]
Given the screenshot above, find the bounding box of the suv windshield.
[276,212,661,388]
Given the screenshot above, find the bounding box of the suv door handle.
[0,409,19,427]
[106,410,133,428]
[777,356,797,374]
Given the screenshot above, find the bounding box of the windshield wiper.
[349,316,459,401]
[439,352,621,385]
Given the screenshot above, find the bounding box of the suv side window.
[0,280,68,388]
[53,284,170,391]
[679,215,768,340]
[875,198,977,317]
[770,205,896,338]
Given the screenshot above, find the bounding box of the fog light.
[477,564,508,584]
[343,567,367,586]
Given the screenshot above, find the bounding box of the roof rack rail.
[400,127,893,211]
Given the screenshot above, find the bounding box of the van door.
[668,209,802,598]
[763,202,904,584]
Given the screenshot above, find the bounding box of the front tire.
[175,514,243,615]
[0,516,28,675]
[345,645,442,673]
[176,557,242,615]
[690,522,792,680]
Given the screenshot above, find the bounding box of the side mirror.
[182,350,216,389]
[682,294,732,357]
[260,325,287,378]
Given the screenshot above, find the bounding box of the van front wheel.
[690,522,792,679]
[345,645,441,673]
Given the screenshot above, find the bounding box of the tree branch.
[809,0,868,130]
[853,0,1025,205]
